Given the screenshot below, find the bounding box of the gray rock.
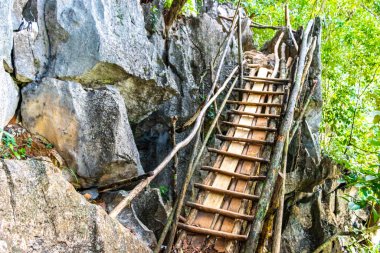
[282,173,366,253]
[13,29,39,82]
[104,188,169,249]
[0,0,13,69]
[21,78,143,188]
[41,0,178,122]
[0,67,19,128]
[0,159,151,253]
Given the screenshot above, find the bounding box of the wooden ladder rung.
[200,166,266,181]
[216,134,274,145]
[207,148,269,163]
[233,88,285,95]
[177,222,248,241]
[186,201,255,221]
[227,100,283,107]
[227,109,281,118]
[243,76,290,83]
[221,121,277,132]
[194,183,260,201]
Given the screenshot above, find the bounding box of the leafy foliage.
[0,129,27,159]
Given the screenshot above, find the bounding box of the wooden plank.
[200,166,266,181]
[194,183,260,200]
[227,100,283,107]
[227,109,281,118]
[221,121,277,131]
[233,88,285,95]
[186,201,254,221]
[177,223,248,241]
[215,134,274,145]
[207,148,269,163]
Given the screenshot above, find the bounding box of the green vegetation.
[0,129,27,159]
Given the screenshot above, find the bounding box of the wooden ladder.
[174,64,288,252]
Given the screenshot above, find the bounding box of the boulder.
[104,188,169,248]
[21,78,143,188]
[0,67,19,128]
[43,0,178,122]
[0,159,151,253]
[282,176,366,253]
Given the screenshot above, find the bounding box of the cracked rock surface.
[0,159,151,253]
[21,78,143,188]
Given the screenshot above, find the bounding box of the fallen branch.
[290,79,318,141]
[243,19,315,253]
[171,116,178,200]
[285,4,299,52]
[238,8,244,88]
[97,172,153,193]
[109,66,238,219]
[272,32,285,78]
[271,133,289,253]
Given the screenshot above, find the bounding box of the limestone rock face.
[0,1,19,128]
[14,0,178,122]
[0,0,13,69]
[21,78,143,187]
[282,171,364,253]
[0,67,19,128]
[13,29,39,83]
[0,159,151,253]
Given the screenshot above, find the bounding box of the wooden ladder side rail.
[185,201,255,221]
[200,166,266,181]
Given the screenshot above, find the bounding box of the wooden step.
[177,223,248,240]
[221,121,277,132]
[227,109,281,118]
[233,88,285,95]
[215,134,274,145]
[194,183,260,200]
[243,76,289,83]
[207,148,270,163]
[200,166,266,181]
[186,201,255,221]
[227,100,283,107]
